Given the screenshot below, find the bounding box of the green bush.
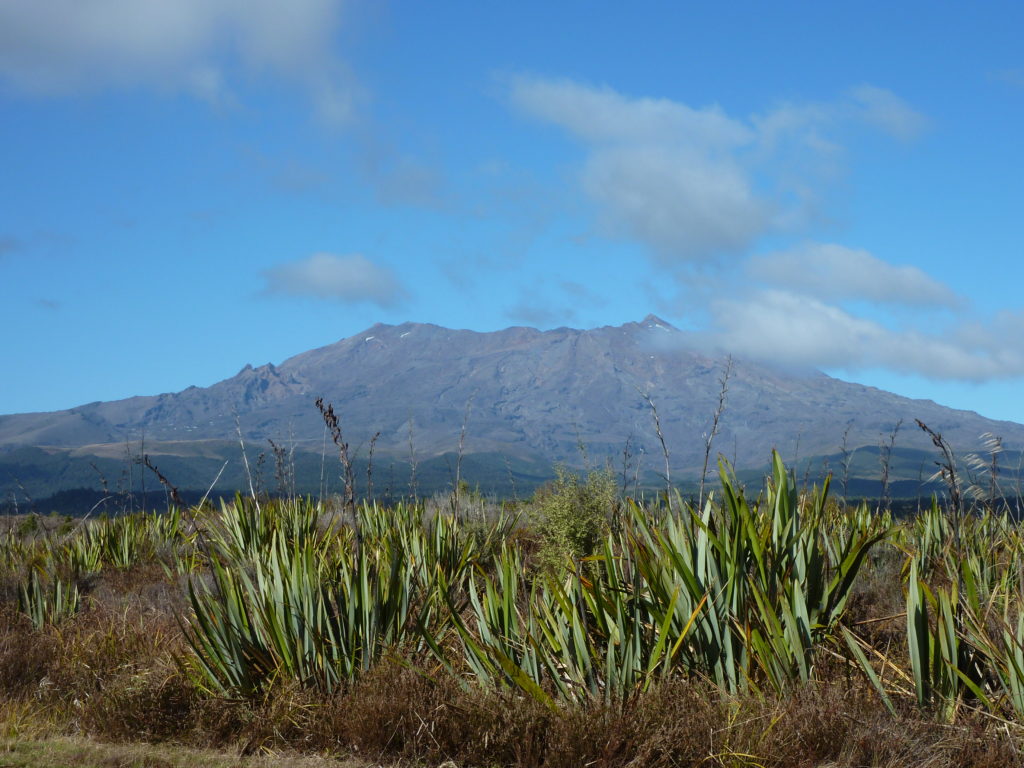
[532,466,617,573]
[16,515,39,537]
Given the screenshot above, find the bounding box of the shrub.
[531,466,617,573]
[16,515,39,537]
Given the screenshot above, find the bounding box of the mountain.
[3,316,1023,502]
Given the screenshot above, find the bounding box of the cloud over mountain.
[262,253,407,308]
[746,243,961,308]
[706,289,1024,381]
[506,77,1024,383]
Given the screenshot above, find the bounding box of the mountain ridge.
[2,316,1022,500]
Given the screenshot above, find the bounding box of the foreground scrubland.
[3,453,1024,767]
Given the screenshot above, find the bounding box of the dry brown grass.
[0,734,370,768]
[2,590,1023,767]
[184,660,1019,768]
[0,609,58,697]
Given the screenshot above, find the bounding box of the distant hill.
[3,316,1023,505]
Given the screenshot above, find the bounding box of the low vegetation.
[3,451,1024,766]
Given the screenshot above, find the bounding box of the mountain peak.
[362,321,395,335]
[640,314,678,331]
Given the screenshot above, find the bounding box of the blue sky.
[2,1,1023,424]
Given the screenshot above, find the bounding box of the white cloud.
[510,77,765,262]
[263,253,407,308]
[956,310,1024,358]
[508,77,1016,385]
[509,77,927,263]
[0,0,354,122]
[509,77,753,148]
[752,86,927,151]
[707,289,1024,381]
[746,243,962,309]
[582,145,769,262]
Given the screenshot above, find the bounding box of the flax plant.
[182,500,482,696]
[429,452,886,703]
[17,569,80,629]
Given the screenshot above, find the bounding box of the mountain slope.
[2,316,1022,497]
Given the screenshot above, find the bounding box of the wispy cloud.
[354,130,447,209]
[502,279,608,328]
[440,251,505,291]
[560,280,605,305]
[0,0,357,123]
[746,242,962,309]
[846,84,929,140]
[991,69,1024,89]
[0,236,21,258]
[504,298,577,328]
[269,160,334,196]
[262,253,408,308]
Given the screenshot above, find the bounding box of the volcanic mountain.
[3,316,1022,501]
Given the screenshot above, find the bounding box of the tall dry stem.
[316,397,359,550]
[234,415,259,512]
[698,356,733,509]
[407,417,419,502]
[366,431,381,504]
[451,396,474,516]
[878,419,903,514]
[638,389,671,511]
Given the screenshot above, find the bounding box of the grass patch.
[0,735,368,768]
